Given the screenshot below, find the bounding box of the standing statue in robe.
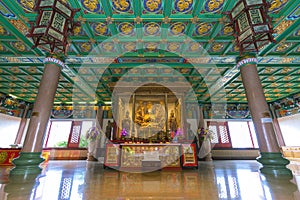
[169,110,178,132]
[122,111,131,135]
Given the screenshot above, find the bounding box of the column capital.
[43,57,66,69]
[236,53,258,69]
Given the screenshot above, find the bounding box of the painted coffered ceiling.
[0,0,300,105]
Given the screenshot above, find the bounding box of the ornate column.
[237,54,291,177]
[11,57,64,175]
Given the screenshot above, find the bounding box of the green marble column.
[10,56,65,175]
[237,54,292,178]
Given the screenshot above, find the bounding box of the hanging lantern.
[227,0,275,54]
[27,0,80,54]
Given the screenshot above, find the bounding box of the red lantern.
[227,0,275,54]
[27,0,80,54]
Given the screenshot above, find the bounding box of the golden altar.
[104,143,198,171]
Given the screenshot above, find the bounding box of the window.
[0,113,20,147]
[228,121,259,148]
[207,121,232,148]
[278,113,300,146]
[44,120,94,148]
[45,121,72,147]
[207,120,259,149]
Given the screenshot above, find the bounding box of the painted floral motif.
[144,0,162,13]
[118,22,135,35]
[81,0,102,13]
[144,22,160,35]
[92,22,109,36]
[195,23,212,35]
[188,42,201,52]
[174,0,193,13]
[269,0,288,13]
[112,0,131,13]
[204,0,224,13]
[0,152,8,163]
[169,22,186,35]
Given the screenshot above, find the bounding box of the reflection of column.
[269,104,285,147]
[14,105,29,144]
[11,57,63,174]
[180,96,186,134]
[96,105,104,129]
[165,93,168,133]
[238,54,291,177]
[198,105,205,128]
[132,93,136,137]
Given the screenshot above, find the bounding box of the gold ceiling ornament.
[10,19,28,35]
[163,16,171,24]
[106,17,114,24]
[274,20,293,35]
[281,57,294,63]
[10,66,20,73]
[0,25,6,35]
[134,16,142,24]
[9,76,18,81]
[191,16,199,24]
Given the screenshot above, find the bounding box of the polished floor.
[0,160,300,200]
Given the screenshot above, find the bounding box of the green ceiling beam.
[0,15,43,56]
[132,0,141,16]
[259,18,300,56]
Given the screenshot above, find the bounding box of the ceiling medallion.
[80,42,92,52]
[118,22,135,35]
[123,42,136,52]
[112,0,131,13]
[17,0,35,12]
[167,42,180,52]
[204,0,224,13]
[144,22,160,36]
[174,0,193,13]
[221,24,234,35]
[195,22,212,36]
[80,0,102,13]
[169,22,186,35]
[143,0,162,13]
[101,42,115,52]
[11,41,27,52]
[92,22,109,36]
[269,0,288,13]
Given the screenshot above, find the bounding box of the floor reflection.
[0,160,299,200]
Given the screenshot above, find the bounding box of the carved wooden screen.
[67,121,82,148]
[207,121,232,148]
